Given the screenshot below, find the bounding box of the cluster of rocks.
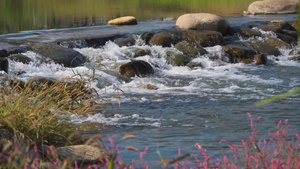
[113,14,298,78]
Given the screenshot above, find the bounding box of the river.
[1,0,299,168]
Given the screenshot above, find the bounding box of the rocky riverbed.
[0,11,299,166]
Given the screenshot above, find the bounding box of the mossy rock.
[254,54,268,65]
[166,51,190,66]
[181,30,225,47]
[149,31,181,47]
[264,38,292,49]
[141,32,155,45]
[133,48,151,58]
[119,60,154,78]
[243,40,281,56]
[108,16,137,26]
[186,62,203,69]
[275,33,297,45]
[175,41,207,58]
[8,54,32,64]
[270,20,297,31]
[114,37,136,47]
[222,43,257,63]
[232,26,261,37]
[30,43,86,67]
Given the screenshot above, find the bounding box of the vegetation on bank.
[0,78,101,147]
[0,77,299,168]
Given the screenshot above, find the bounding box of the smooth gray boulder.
[244,0,299,15]
[176,13,231,35]
[30,44,86,67]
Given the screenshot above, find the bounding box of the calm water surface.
[0,0,256,34]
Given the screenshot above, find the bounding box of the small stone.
[119,60,154,78]
[254,54,268,65]
[108,16,137,26]
[139,84,158,90]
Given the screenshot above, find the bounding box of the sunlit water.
[6,18,300,166]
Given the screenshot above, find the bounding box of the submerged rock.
[243,40,281,56]
[29,43,86,67]
[181,30,225,47]
[222,43,257,63]
[114,36,136,47]
[149,31,181,47]
[254,54,268,65]
[166,51,190,66]
[119,60,154,78]
[244,0,299,15]
[186,61,203,69]
[264,38,292,49]
[139,84,158,90]
[176,13,231,35]
[0,58,8,73]
[232,26,261,38]
[108,16,137,26]
[8,54,32,64]
[133,48,151,58]
[175,41,207,58]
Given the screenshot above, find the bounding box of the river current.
[4,15,300,167]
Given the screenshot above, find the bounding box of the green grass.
[0,78,102,147]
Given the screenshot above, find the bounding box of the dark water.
[0,0,257,34]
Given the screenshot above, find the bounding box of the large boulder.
[149,32,181,47]
[119,60,154,78]
[244,0,299,15]
[181,30,225,47]
[108,16,137,26]
[30,44,86,67]
[176,13,231,35]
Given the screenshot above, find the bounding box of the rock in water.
[30,43,86,67]
[119,60,154,78]
[8,54,32,64]
[244,0,299,15]
[254,54,268,65]
[55,145,107,164]
[108,16,137,26]
[149,32,181,47]
[176,13,231,35]
[0,58,8,73]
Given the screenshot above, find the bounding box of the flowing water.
[4,16,299,167]
[1,0,299,168]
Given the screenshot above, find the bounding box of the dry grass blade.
[125,146,140,153]
[121,135,138,141]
